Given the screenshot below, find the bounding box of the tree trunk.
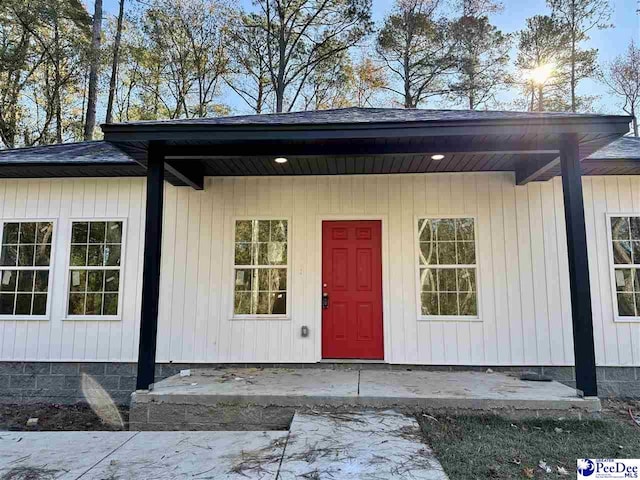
[106,0,125,124]
[84,0,103,140]
[633,107,638,137]
[538,85,544,112]
[54,21,62,144]
[570,34,576,112]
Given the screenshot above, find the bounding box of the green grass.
[419,413,640,479]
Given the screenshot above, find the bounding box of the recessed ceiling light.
[275,157,288,164]
[431,154,445,161]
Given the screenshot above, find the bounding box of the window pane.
[421,292,438,315]
[419,241,436,266]
[438,269,457,292]
[234,292,252,314]
[0,246,17,266]
[439,292,459,315]
[267,242,287,265]
[615,269,634,292]
[612,217,630,240]
[72,222,89,243]
[0,294,14,314]
[618,293,636,316]
[258,221,270,242]
[70,270,87,292]
[70,245,87,266]
[17,244,34,266]
[613,241,632,264]
[459,292,477,316]
[2,223,18,244]
[34,271,49,292]
[104,245,121,266]
[85,293,103,315]
[456,218,475,241]
[106,222,123,243]
[32,294,47,315]
[631,217,640,241]
[36,222,54,244]
[103,294,118,315]
[457,242,476,265]
[68,293,85,315]
[235,220,252,242]
[271,292,286,315]
[35,244,51,266]
[87,245,104,266]
[87,271,104,292]
[418,219,432,242]
[15,294,32,315]
[256,291,271,314]
[437,242,456,265]
[105,272,119,292]
[434,219,455,241]
[234,269,253,291]
[17,271,33,292]
[89,222,106,243]
[419,268,436,292]
[270,220,287,242]
[1,270,16,292]
[633,241,640,265]
[235,243,252,265]
[457,268,476,292]
[269,268,287,291]
[19,223,35,243]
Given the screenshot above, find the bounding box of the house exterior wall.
[0,173,639,368]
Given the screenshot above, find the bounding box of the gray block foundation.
[0,362,637,405]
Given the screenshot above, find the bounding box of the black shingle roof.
[109,106,618,127]
[0,141,137,164]
[588,136,640,160]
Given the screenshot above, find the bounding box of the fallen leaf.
[557,466,569,476]
[554,427,563,433]
[538,460,551,473]
[523,467,534,478]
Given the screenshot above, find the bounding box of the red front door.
[322,220,383,360]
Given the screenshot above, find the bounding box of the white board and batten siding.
[0,173,639,367]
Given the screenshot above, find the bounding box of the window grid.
[611,216,640,318]
[0,221,53,316]
[233,219,288,316]
[67,221,123,317]
[418,218,478,317]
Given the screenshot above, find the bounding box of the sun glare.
[528,63,554,85]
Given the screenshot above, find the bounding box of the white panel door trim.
[315,214,390,363]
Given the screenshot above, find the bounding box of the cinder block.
[0,375,9,389]
[106,363,136,376]
[64,376,81,390]
[541,366,575,381]
[79,363,107,375]
[36,375,66,389]
[119,376,137,391]
[92,375,120,390]
[129,403,149,423]
[602,367,637,382]
[0,362,24,375]
[10,375,36,389]
[51,363,79,375]
[24,363,51,375]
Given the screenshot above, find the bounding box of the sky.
[96,0,640,115]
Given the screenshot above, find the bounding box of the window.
[417,217,478,318]
[67,221,123,317]
[233,219,288,317]
[0,221,53,317]
[610,215,640,319]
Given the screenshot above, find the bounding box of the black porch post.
[560,133,597,397]
[136,142,164,390]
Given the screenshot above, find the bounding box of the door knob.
[322,293,329,309]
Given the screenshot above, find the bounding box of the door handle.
[322,293,329,309]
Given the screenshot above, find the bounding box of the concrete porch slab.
[130,368,601,430]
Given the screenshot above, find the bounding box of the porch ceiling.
[100,107,633,187]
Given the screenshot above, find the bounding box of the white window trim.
[230,216,291,320]
[606,213,640,323]
[414,214,481,322]
[0,218,57,321]
[63,217,127,321]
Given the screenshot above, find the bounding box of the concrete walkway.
[0,411,447,480]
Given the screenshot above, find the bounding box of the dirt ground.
[0,403,129,431]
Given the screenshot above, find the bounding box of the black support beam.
[136,142,165,390]
[560,133,598,397]
[164,159,204,190]
[515,155,560,185]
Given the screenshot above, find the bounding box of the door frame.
[315,215,390,363]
